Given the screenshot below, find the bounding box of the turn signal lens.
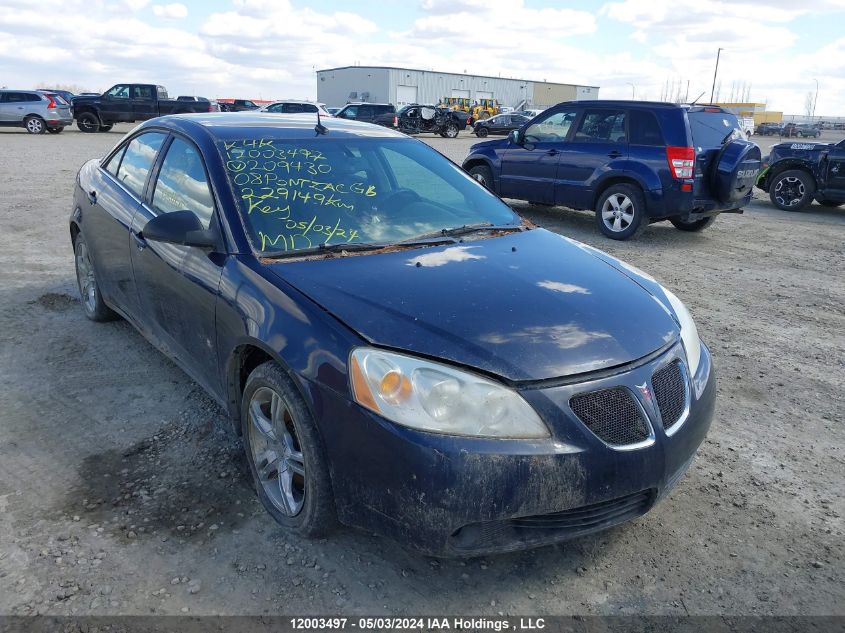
[379,370,412,404]
[350,354,379,413]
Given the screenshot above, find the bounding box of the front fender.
[462,150,502,190]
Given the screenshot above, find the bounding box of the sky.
[2,0,845,116]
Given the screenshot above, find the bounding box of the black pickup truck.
[72,84,213,132]
[756,139,845,210]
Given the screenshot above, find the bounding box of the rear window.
[688,110,742,148]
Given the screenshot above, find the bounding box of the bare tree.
[36,82,88,94]
[804,91,815,116]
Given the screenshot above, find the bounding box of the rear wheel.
[769,169,815,211]
[443,123,459,138]
[77,112,100,133]
[74,233,117,322]
[595,184,647,240]
[670,216,717,232]
[241,361,336,538]
[468,164,494,191]
[24,116,45,134]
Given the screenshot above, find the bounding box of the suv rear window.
[688,110,741,148]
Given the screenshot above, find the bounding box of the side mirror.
[141,211,217,248]
[508,129,522,144]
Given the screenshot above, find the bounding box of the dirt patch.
[29,292,78,312]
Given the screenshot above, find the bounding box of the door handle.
[87,190,97,204]
[132,231,147,250]
[546,149,560,156]
[608,150,623,158]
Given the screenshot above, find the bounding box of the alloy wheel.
[773,176,805,208]
[247,386,306,516]
[26,118,44,134]
[601,193,635,232]
[74,240,97,315]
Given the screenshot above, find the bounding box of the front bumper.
[315,342,715,556]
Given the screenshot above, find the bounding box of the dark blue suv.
[462,101,762,239]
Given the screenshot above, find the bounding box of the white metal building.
[316,66,598,110]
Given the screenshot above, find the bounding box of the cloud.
[152,3,187,19]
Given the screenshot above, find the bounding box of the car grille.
[569,387,650,446]
[652,360,687,431]
[448,490,656,553]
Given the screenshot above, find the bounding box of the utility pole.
[710,47,723,104]
[813,78,819,120]
[626,82,635,99]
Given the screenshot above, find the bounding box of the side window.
[6,92,37,103]
[133,86,153,100]
[575,109,627,143]
[359,106,375,119]
[524,110,578,143]
[115,132,167,197]
[104,144,128,177]
[107,85,130,99]
[266,103,285,113]
[302,104,318,113]
[152,137,214,229]
[629,110,664,146]
[286,103,305,114]
[341,106,358,119]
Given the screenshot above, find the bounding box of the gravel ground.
[0,123,843,617]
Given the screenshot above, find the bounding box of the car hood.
[267,229,678,382]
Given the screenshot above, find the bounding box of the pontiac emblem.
[636,382,653,402]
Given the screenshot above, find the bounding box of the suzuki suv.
[462,101,761,239]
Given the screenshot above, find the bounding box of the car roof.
[343,102,393,106]
[552,99,729,112]
[146,112,409,140]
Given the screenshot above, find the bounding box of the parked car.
[463,100,761,240]
[756,122,782,136]
[327,107,341,116]
[39,88,76,106]
[258,101,330,115]
[396,104,469,138]
[176,96,220,112]
[222,99,261,112]
[520,108,546,119]
[473,113,532,137]
[69,112,714,556]
[71,84,214,132]
[756,138,845,210]
[780,123,800,137]
[334,102,396,127]
[793,124,821,138]
[0,89,72,134]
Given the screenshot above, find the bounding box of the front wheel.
[595,184,647,240]
[475,126,489,137]
[241,361,336,538]
[76,112,100,133]
[468,164,494,191]
[443,123,459,138]
[74,233,117,321]
[769,169,815,211]
[669,216,717,232]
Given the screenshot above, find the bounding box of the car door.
[132,85,157,119]
[129,135,225,396]
[556,107,629,210]
[823,142,845,199]
[103,85,133,121]
[84,131,168,320]
[0,92,16,123]
[498,107,578,204]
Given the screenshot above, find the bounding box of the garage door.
[451,89,470,99]
[477,91,493,100]
[396,85,418,106]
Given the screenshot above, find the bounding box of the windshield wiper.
[401,223,523,242]
[262,242,385,259]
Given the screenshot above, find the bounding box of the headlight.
[349,347,549,439]
[662,289,701,376]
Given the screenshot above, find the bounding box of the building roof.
[317,65,599,89]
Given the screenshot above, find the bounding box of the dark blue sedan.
[70,113,715,556]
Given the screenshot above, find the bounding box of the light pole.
[812,78,819,120]
[710,47,723,104]
[626,82,635,99]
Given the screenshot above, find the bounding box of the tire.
[241,361,336,538]
[47,127,63,134]
[769,169,815,211]
[77,112,100,133]
[468,164,494,191]
[670,216,717,232]
[818,199,844,208]
[100,123,114,132]
[475,126,489,137]
[24,116,46,134]
[73,233,117,322]
[443,123,459,138]
[595,184,647,240]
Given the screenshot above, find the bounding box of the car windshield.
[218,136,519,255]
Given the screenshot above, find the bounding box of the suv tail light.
[393,115,398,127]
[45,94,56,109]
[208,103,213,112]
[666,146,694,179]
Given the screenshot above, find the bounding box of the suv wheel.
[595,184,647,240]
[77,112,100,133]
[769,169,815,211]
[241,361,336,538]
[670,216,717,232]
[476,126,489,137]
[24,116,45,134]
[468,164,494,191]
